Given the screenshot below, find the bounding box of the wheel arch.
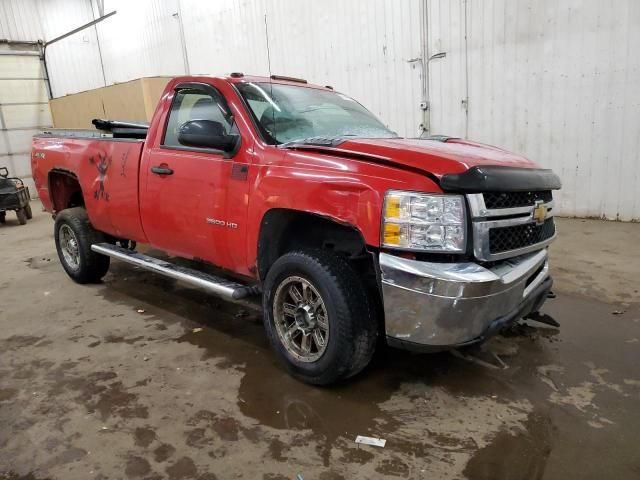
[48,169,84,213]
[256,208,374,281]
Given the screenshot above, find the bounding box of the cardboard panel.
[49,76,173,128]
[50,90,106,129]
[141,77,172,119]
[100,79,147,123]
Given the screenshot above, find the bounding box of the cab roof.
[170,73,334,91]
[223,73,334,91]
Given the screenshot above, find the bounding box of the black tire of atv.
[24,203,33,219]
[54,207,110,283]
[262,250,377,385]
[16,208,27,225]
[0,211,5,223]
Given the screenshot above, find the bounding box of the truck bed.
[32,129,147,243]
[40,118,149,140]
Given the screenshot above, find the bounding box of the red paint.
[32,75,541,279]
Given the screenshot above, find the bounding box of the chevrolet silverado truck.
[31,74,561,384]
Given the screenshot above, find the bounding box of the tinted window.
[163,89,233,147]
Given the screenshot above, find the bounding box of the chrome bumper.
[379,249,551,349]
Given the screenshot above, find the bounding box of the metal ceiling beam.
[44,10,116,47]
[41,10,117,98]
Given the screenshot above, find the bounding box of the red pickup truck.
[32,74,561,384]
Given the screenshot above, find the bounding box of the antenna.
[264,14,273,78]
[264,13,277,142]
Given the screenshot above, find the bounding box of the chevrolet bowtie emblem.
[533,200,547,225]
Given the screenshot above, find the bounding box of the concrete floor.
[1,203,639,480]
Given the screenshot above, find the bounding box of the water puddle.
[94,259,640,478]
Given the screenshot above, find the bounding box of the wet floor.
[1,206,639,479]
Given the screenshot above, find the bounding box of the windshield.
[235,82,398,144]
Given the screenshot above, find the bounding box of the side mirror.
[177,119,237,152]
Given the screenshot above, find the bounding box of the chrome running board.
[91,243,258,300]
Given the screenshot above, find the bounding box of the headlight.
[382,190,466,252]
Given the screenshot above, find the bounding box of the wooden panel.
[141,77,172,120]
[49,89,106,129]
[49,76,173,128]
[100,79,147,123]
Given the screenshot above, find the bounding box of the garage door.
[0,44,52,198]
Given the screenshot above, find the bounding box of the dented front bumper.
[379,249,552,351]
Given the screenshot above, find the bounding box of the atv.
[0,167,32,225]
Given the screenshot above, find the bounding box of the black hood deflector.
[441,165,562,193]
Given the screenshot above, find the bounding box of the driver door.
[140,83,244,267]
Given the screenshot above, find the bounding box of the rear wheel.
[16,208,27,225]
[54,207,110,283]
[0,211,5,223]
[24,203,33,219]
[263,250,377,385]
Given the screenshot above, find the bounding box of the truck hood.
[310,137,539,178]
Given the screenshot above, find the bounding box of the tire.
[0,211,5,224]
[24,203,33,219]
[16,208,27,225]
[54,207,110,283]
[262,249,377,385]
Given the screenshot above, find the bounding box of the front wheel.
[54,207,110,283]
[263,250,377,385]
[24,203,33,219]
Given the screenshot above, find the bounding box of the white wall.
[80,0,424,139]
[0,0,105,94]
[94,0,185,85]
[0,43,51,196]
[1,0,638,220]
[427,0,640,221]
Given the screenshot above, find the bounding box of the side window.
[162,88,234,148]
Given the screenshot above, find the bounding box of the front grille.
[483,190,553,209]
[489,218,556,254]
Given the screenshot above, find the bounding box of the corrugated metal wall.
[427,0,640,221]
[81,0,424,139]
[1,0,638,219]
[0,0,45,41]
[0,0,105,96]
[94,0,185,86]
[180,0,424,139]
[41,0,106,96]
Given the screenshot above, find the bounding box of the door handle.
[151,165,173,175]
